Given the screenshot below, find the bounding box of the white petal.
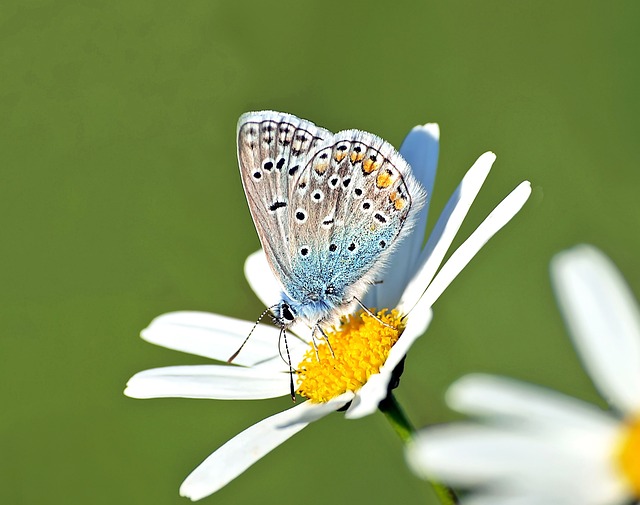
[279,391,353,424]
[461,493,549,505]
[368,123,440,309]
[407,424,549,485]
[400,180,531,313]
[345,373,391,420]
[407,422,625,504]
[400,123,439,203]
[179,399,341,501]
[398,152,495,312]
[552,244,640,414]
[124,365,290,400]
[244,250,282,308]
[447,374,618,433]
[141,311,281,367]
[346,301,433,419]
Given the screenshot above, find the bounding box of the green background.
[3,1,639,504]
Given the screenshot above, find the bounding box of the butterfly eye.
[295,208,308,223]
[312,190,324,202]
[281,304,295,323]
[252,170,262,180]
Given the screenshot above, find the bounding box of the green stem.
[379,392,414,443]
[379,393,459,505]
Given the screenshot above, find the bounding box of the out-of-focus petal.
[447,374,618,433]
[552,245,640,414]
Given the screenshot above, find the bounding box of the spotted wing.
[237,111,331,289]
[285,130,427,307]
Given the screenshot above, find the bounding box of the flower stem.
[379,394,459,505]
[379,392,414,443]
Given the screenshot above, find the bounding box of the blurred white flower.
[125,123,531,501]
[407,245,640,505]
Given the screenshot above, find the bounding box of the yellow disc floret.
[617,416,640,497]
[296,309,405,403]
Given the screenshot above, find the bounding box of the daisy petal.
[400,123,440,202]
[369,124,440,309]
[244,250,282,308]
[179,400,338,501]
[408,421,624,505]
[447,374,617,432]
[141,311,280,367]
[461,493,549,505]
[552,245,640,414]
[407,424,544,485]
[400,180,531,313]
[124,365,290,400]
[280,392,353,424]
[346,301,433,419]
[408,423,613,489]
[398,152,495,312]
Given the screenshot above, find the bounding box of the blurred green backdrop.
[2,1,639,504]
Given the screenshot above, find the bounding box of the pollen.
[617,416,640,497]
[296,309,405,403]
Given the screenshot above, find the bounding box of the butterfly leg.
[309,328,321,360]
[352,296,397,330]
[315,324,335,358]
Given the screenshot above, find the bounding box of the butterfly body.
[237,111,426,330]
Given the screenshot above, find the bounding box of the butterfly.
[237,111,427,334]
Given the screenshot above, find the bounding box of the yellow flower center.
[296,308,405,403]
[617,416,640,497]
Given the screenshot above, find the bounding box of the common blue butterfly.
[237,111,427,333]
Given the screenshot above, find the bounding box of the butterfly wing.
[237,111,331,290]
[285,130,427,316]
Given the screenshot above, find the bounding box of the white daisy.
[407,245,640,505]
[125,123,531,501]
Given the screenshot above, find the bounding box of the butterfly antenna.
[353,296,396,330]
[278,327,296,402]
[227,304,278,363]
[315,324,335,358]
